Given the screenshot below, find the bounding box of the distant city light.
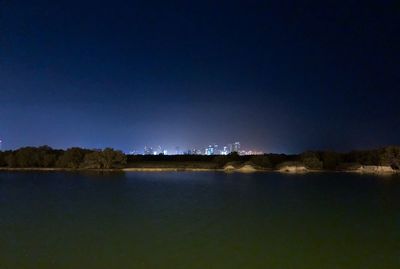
[131,142,264,156]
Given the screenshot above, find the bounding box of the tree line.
[0,146,399,170]
[0,146,126,169]
[127,146,400,170]
[246,146,400,170]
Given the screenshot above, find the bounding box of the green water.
[1,172,399,268]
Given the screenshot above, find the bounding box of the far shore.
[2,145,399,175]
[0,165,399,174]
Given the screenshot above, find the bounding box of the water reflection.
[0,172,399,269]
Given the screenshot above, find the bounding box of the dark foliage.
[0,146,399,170]
[249,155,272,169]
[56,148,90,169]
[0,146,125,169]
[301,151,323,170]
[82,148,127,169]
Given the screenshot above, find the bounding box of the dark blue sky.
[1,0,399,153]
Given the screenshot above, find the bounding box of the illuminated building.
[205,145,213,155]
[227,142,240,153]
[144,146,153,155]
[205,144,218,155]
[185,149,202,155]
[233,142,240,152]
[220,146,229,155]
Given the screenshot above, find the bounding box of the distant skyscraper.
[213,144,218,155]
[185,149,201,155]
[0,139,2,151]
[228,142,240,153]
[228,143,233,153]
[232,142,240,152]
[205,144,218,155]
[205,145,213,155]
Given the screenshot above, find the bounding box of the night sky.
[1,0,399,153]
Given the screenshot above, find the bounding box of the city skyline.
[0,138,265,156]
[139,141,264,156]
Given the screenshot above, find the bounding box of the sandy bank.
[237,164,258,172]
[223,164,260,173]
[355,165,398,174]
[278,165,308,173]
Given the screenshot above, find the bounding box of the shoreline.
[0,166,398,174]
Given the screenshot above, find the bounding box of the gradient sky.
[1,0,399,153]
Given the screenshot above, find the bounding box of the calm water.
[1,172,399,269]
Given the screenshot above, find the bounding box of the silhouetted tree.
[227,151,240,161]
[42,153,58,167]
[5,153,17,167]
[82,151,102,169]
[100,148,127,169]
[301,151,323,170]
[213,155,230,167]
[0,152,7,167]
[56,147,88,169]
[380,146,400,169]
[82,148,126,169]
[15,147,38,167]
[250,155,272,168]
[321,151,340,170]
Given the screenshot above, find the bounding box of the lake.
[1,172,399,268]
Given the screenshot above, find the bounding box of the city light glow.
[136,142,264,155]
